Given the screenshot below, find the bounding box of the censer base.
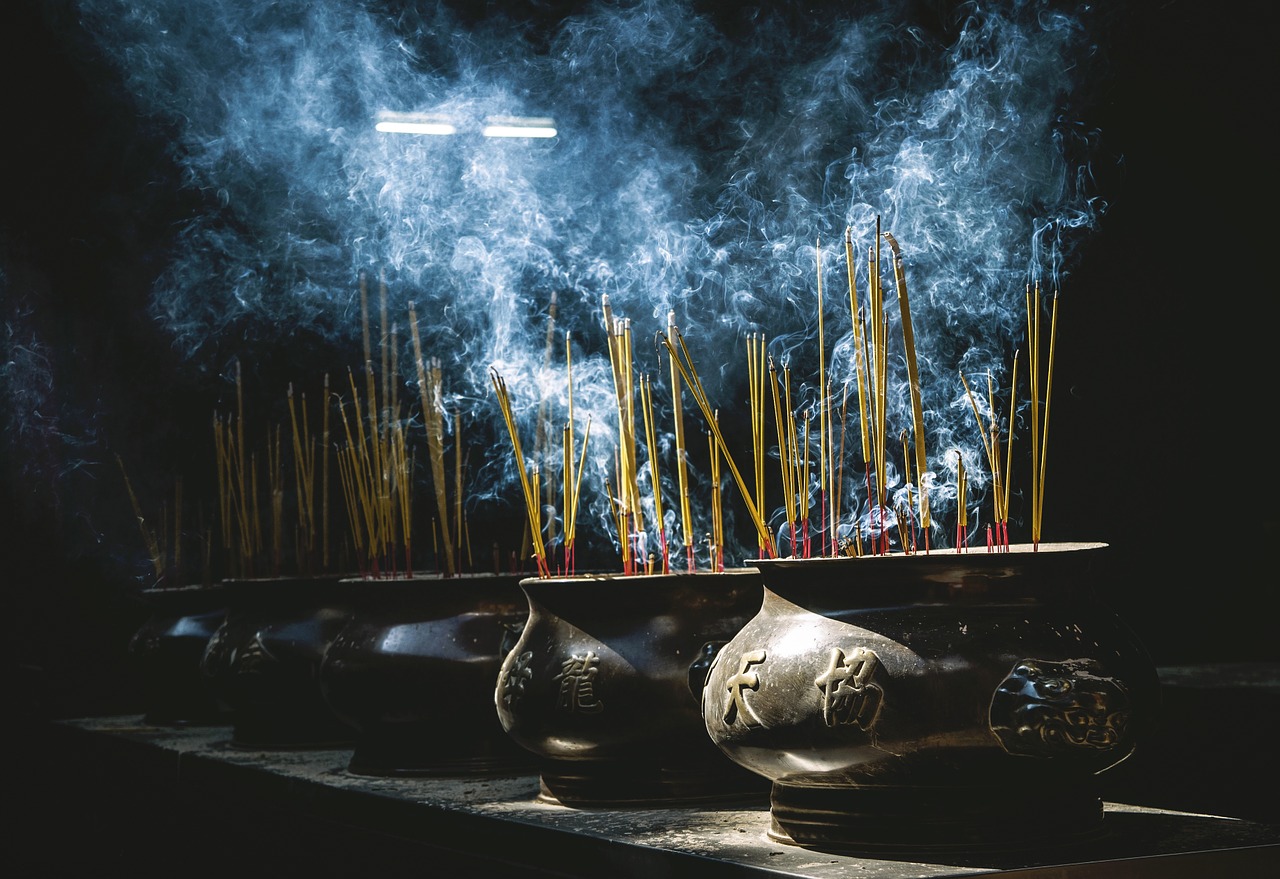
[768,777,1107,856]
[537,760,770,808]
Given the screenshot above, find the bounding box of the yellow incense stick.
[639,374,665,562]
[117,454,164,580]
[747,333,767,555]
[768,356,795,550]
[667,312,693,550]
[1003,353,1019,529]
[883,232,929,531]
[846,227,871,469]
[815,237,828,556]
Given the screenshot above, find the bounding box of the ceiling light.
[482,116,557,139]
[375,111,456,136]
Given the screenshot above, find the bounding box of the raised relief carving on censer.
[989,657,1131,757]
[554,651,604,714]
[814,646,884,731]
[501,650,533,707]
[723,649,767,728]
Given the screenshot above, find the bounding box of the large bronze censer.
[319,572,533,777]
[701,542,1159,854]
[128,582,230,726]
[495,568,770,806]
[200,574,358,749]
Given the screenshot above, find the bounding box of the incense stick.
[639,373,668,572]
[668,311,694,569]
[882,232,930,542]
[747,333,768,558]
[815,237,829,557]
[117,455,165,581]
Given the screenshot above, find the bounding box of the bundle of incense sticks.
[961,364,1015,551]
[601,295,646,573]
[489,367,550,577]
[328,271,417,578]
[661,322,776,559]
[409,302,455,577]
[764,221,1059,558]
[334,362,412,578]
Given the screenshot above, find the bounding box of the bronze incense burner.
[319,573,533,777]
[495,568,770,806]
[128,582,229,726]
[701,542,1160,854]
[200,575,358,749]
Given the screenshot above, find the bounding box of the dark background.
[3,0,1277,726]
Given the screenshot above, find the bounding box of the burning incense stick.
[960,369,1002,546]
[801,409,812,557]
[768,356,796,555]
[984,369,1006,547]
[454,413,464,571]
[1027,283,1058,547]
[234,361,253,569]
[568,415,592,563]
[1001,356,1019,548]
[393,416,413,576]
[639,373,668,572]
[249,450,262,567]
[846,227,871,473]
[883,231,930,545]
[268,424,284,574]
[815,237,829,557]
[708,414,723,571]
[747,333,768,558]
[668,311,694,570]
[380,273,391,436]
[117,455,164,581]
[172,477,183,578]
[565,330,575,571]
[322,372,331,569]
[287,383,316,567]
[784,362,801,553]
[834,380,851,550]
[536,292,559,547]
[426,359,451,572]
[335,379,372,570]
[899,429,914,552]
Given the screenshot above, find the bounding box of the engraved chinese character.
[554,651,604,713]
[501,650,534,707]
[814,647,883,730]
[723,649,767,727]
